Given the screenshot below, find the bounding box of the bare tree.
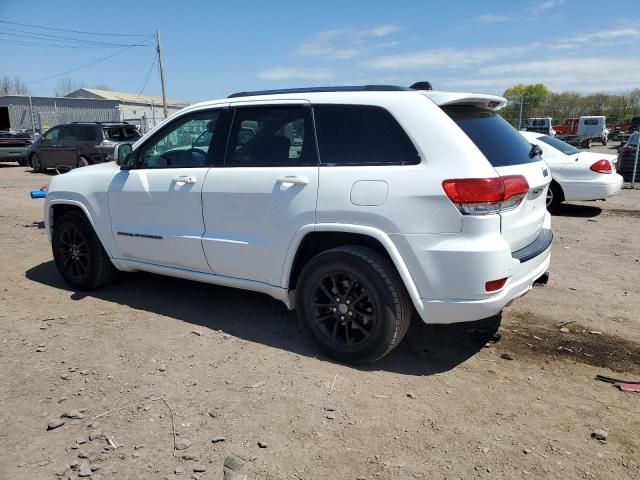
[0,76,31,96]
[94,84,112,91]
[53,78,83,97]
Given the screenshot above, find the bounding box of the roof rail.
[228,85,412,98]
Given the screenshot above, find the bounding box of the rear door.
[444,106,551,251]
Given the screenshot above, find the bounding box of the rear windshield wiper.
[529,144,542,158]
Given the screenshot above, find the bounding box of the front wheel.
[52,211,118,290]
[31,153,43,172]
[295,246,412,364]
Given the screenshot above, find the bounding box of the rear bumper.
[391,213,553,324]
[0,147,28,160]
[560,174,623,201]
[417,246,550,324]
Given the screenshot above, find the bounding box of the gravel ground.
[1,161,639,480]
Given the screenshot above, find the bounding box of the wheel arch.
[47,200,114,257]
[282,224,423,312]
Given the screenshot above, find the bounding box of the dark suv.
[29,122,141,172]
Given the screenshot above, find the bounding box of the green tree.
[503,83,550,109]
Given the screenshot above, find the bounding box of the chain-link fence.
[502,92,640,187]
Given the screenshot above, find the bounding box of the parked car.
[520,131,622,211]
[617,132,639,182]
[28,122,141,172]
[526,117,555,135]
[0,130,32,165]
[44,85,552,364]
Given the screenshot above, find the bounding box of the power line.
[0,19,150,37]
[0,38,135,49]
[26,43,146,85]
[0,31,152,48]
[133,52,159,101]
[0,27,153,47]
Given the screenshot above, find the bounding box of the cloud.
[528,0,566,15]
[364,46,533,70]
[471,56,640,92]
[257,67,335,81]
[296,24,401,60]
[472,14,510,24]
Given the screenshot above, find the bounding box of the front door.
[201,103,319,286]
[107,108,225,272]
[37,126,61,168]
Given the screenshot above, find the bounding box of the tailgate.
[442,104,551,252]
[494,161,550,251]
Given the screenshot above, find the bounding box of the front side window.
[137,110,220,168]
[313,105,419,166]
[41,127,60,142]
[226,106,317,166]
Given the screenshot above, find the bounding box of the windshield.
[443,105,540,167]
[538,135,579,155]
[628,132,639,146]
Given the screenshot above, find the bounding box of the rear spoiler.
[419,91,508,112]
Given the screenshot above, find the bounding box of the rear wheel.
[546,181,563,213]
[76,156,90,168]
[52,211,118,290]
[31,153,43,172]
[295,246,412,364]
[601,136,607,146]
[585,138,592,149]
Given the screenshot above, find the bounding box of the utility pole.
[518,95,525,130]
[156,30,168,119]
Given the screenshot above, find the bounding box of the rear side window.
[226,106,317,167]
[78,126,97,141]
[537,135,579,155]
[313,105,419,166]
[443,106,540,167]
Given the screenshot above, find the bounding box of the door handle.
[276,176,309,185]
[173,175,197,184]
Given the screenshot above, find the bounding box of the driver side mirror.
[115,143,134,169]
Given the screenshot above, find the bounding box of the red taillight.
[442,175,529,215]
[485,277,508,292]
[590,159,612,174]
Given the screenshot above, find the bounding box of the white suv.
[44,85,552,364]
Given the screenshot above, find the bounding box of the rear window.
[444,106,540,167]
[104,126,141,141]
[537,135,579,155]
[313,105,420,166]
[627,132,639,146]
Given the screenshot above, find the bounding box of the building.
[65,88,191,132]
[0,88,191,134]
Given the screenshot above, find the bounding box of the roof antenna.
[410,81,432,91]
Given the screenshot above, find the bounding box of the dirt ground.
[1,157,639,480]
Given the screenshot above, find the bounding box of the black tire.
[295,245,412,364]
[601,136,607,146]
[76,156,90,168]
[52,211,118,290]
[18,157,27,166]
[31,153,43,172]
[546,181,563,213]
[585,138,592,149]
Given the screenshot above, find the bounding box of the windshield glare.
[538,135,580,156]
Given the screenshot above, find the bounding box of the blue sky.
[1,0,639,102]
